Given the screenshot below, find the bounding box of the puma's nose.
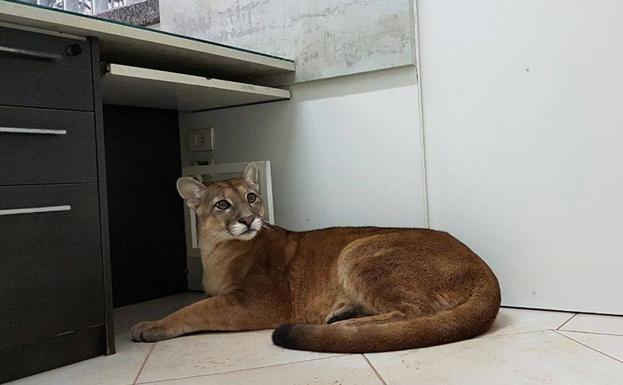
[238,216,255,227]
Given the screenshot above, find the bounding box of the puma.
[130,163,501,353]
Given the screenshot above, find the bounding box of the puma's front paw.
[130,321,174,342]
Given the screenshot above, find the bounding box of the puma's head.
[177,163,266,242]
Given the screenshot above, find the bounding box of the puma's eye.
[215,200,231,210]
[247,192,257,203]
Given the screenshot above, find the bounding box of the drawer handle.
[0,45,63,62]
[0,127,67,135]
[0,205,71,216]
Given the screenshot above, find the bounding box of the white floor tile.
[365,330,623,385]
[11,294,619,385]
[560,314,623,336]
[114,292,207,338]
[485,307,575,337]
[6,293,205,385]
[137,355,382,385]
[559,331,623,362]
[6,338,151,385]
[136,330,341,383]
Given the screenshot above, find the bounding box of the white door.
[418,0,623,314]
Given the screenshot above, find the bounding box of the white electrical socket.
[188,127,214,152]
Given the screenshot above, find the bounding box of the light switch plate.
[188,127,214,152]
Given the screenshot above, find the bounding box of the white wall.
[179,0,623,315]
[180,66,428,231]
[418,0,623,314]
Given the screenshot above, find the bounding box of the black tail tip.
[272,324,297,348]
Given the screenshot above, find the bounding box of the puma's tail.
[272,279,501,353]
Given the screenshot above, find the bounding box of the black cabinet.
[0,26,113,384]
[0,184,104,349]
[0,106,98,185]
[0,26,94,111]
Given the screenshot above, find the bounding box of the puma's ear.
[176,177,206,210]
[242,162,259,187]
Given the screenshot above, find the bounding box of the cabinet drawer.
[0,184,104,350]
[0,26,93,111]
[0,325,105,383]
[0,106,97,185]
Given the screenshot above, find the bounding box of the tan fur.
[130,163,501,353]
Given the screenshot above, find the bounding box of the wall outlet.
[188,127,214,152]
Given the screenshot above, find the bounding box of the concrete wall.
[157,0,415,82]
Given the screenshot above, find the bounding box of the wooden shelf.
[0,1,294,82]
[102,64,291,112]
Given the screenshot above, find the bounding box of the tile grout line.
[557,329,623,337]
[133,343,156,385]
[556,313,578,330]
[363,354,389,385]
[554,330,623,364]
[135,354,346,384]
[479,328,552,340]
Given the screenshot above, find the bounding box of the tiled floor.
[8,293,623,385]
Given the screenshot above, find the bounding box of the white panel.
[419,0,623,314]
[179,67,427,231]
